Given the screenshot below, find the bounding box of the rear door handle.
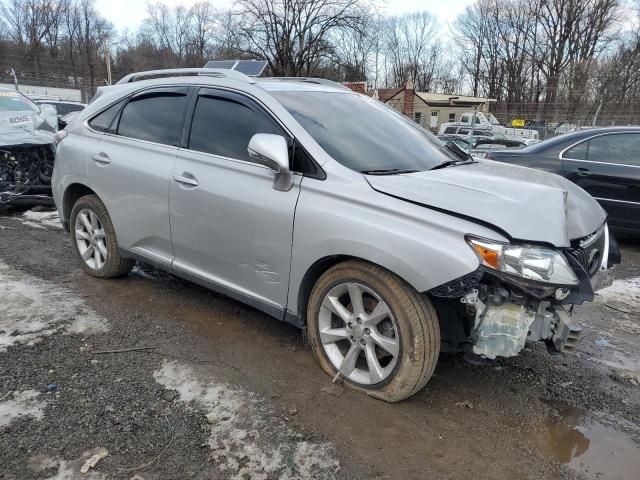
[172,172,199,187]
[577,167,591,177]
[91,152,110,165]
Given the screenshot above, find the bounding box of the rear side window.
[88,99,126,133]
[588,134,640,166]
[188,94,282,162]
[564,141,588,160]
[444,126,457,134]
[117,89,188,145]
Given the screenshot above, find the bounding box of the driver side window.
[188,94,283,163]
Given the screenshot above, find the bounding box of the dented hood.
[366,160,606,247]
[0,110,56,147]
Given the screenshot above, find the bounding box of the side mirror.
[248,133,293,191]
[39,103,57,116]
[37,104,59,132]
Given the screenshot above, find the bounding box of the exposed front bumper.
[469,297,584,359]
[468,227,618,359]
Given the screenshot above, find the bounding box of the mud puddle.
[531,401,640,479]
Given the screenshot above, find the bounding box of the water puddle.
[531,402,640,479]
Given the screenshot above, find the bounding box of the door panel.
[88,135,178,265]
[86,87,189,265]
[170,150,301,309]
[169,88,300,311]
[562,133,640,232]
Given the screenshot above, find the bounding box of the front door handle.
[172,172,199,187]
[91,152,110,165]
[577,167,592,177]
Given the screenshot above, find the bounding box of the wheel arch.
[62,183,97,231]
[292,254,416,327]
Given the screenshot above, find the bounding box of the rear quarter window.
[116,89,188,145]
[88,99,126,133]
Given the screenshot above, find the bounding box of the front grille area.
[566,227,606,276]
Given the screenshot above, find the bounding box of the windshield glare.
[272,91,458,172]
[0,91,39,113]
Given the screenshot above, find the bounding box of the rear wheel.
[307,261,440,402]
[69,194,134,278]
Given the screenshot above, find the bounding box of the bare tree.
[454,0,491,97]
[330,12,377,82]
[230,0,367,76]
[383,11,442,90]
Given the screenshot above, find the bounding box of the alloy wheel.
[318,282,400,385]
[74,208,108,270]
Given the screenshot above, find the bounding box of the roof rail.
[261,77,352,91]
[116,68,255,85]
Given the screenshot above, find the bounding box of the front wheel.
[69,194,134,278]
[307,261,440,402]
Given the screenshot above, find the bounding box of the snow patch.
[21,220,46,229]
[0,390,44,426]
[0,261,110,352]
[21,210,62,229]
[595,277,640,308]
[44,457,107,480]
[154,361,340,480]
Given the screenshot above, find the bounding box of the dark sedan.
[487,127,640,235]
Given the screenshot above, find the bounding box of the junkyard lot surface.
[0,212,638,480]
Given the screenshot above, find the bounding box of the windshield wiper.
[361,168,420,175]
[430,158,477,170]
[431,144,477,170]
[444,142,473,161]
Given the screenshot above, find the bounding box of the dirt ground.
[1,209,639,480]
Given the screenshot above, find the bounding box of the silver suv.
[53,68,619,402]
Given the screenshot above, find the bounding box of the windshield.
[272,91,458,172]
[0,91,39,113]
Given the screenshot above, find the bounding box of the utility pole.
[470,106,478,138]
[10,68,18,91]
[106,51,112,86]
[368,0,387,91]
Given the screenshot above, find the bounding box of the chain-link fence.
[0,72,110,104]
[491,102,640,140]
[0,54,117,104]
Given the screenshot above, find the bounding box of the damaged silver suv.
[0,88,58,209]
[53,69,620,402]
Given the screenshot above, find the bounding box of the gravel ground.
[0,210,638,480]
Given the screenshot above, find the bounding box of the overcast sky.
[96,0,476,35]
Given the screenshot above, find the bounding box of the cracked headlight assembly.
[466,236,578,286]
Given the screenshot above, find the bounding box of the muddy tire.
[69,194,134,278]
[307,260,440,402]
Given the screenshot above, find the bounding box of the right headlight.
[466,236,578,286]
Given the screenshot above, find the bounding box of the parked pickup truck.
[439,111,539,144]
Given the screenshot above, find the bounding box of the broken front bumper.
[467,231,619,360]
[0,144,55,207]
[468,296,583,359]
[431,225,620,360]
